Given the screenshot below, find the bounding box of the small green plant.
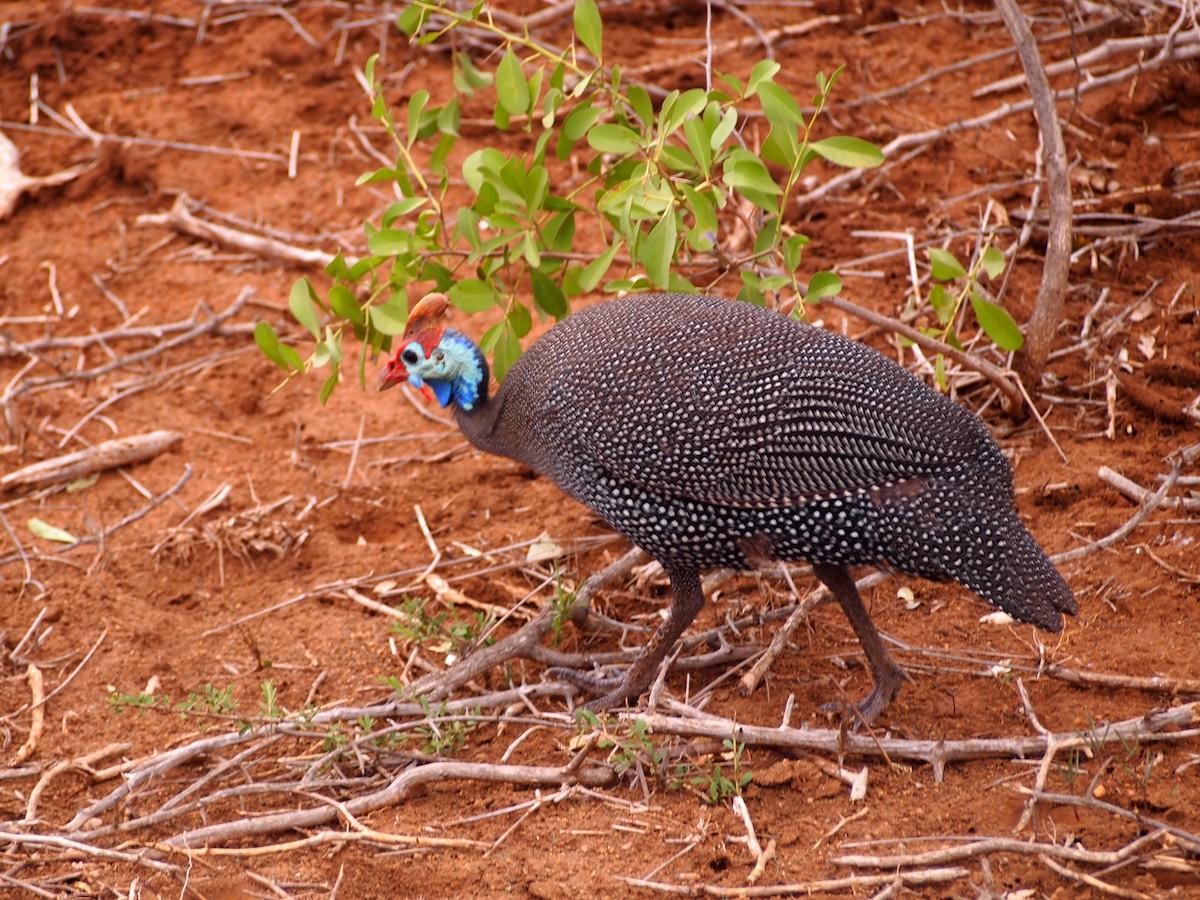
[388,595,489,656]
[414,698,480,756]
[109,679,287,732]
[256,0,884,400]
[549,575,577,647]
[691,735,753,805]
[322,723,348,752]
[176,683,238,719]
[107,690,169,714]
[389,594,448,644]
[576,710,666,778]
[913,241,1024,389]
[258,679,280,719]
[1064,746,1085,791]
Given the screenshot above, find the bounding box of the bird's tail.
[879,489,1077,632]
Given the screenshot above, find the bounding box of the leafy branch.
[255,0,883,399]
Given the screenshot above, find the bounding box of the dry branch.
[633,702,1198,783]
[0,129,95,220]
[10,665,44,765]
[137,194,333,267]
[0,430,182,493]
[834,828,1169,870]
[162,759,614,849]
[620,866,969,895]
[995,0,1072,396]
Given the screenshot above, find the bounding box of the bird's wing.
[550,326,990,509]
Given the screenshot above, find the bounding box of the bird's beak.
[378,359,402,391]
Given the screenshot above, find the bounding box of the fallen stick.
[1098,465,1200,512]
[0,430,182,493]
[619,866,969,895]
[137,193,332,267]
[11,665,44,764]
[633,702,1198,783]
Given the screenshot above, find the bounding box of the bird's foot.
[821,662,907,728]
[544,666,641,712]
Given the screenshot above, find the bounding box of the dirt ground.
[1,1,1199,898]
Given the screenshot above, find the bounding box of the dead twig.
[11,665,44,764]
[994,0,1071,396]
[0,430,182,493]
[137,194,332,267]
[834,828,1169,870]
[619,867,969,895]
[634,702,1198,784]
[162,759,614,848]
[1053,444,1198,564]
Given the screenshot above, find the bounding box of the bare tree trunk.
[995,0,1072,399]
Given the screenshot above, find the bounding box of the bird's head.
[379,293,486,411]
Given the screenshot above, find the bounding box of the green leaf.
[264,322,303,367]
[507,302,533,339]
[396,5,425,37]
[288,279,321,339]
[681,185,716,251]
[746,59,781,96]
[781,233,810,273]
[640,212,676,289]
[929,283,956,325]
[587,123,641,154]
[28,517,77,544]
[662,88,707,135]
[255,321,288,371]
[711,106,737,150]
[448,279,499,313]
[574,0,603,58]
[929,247,968,281]
[579,240,621,292]
[683,115,713,175]
[981,245,1006,280]
[328,286,364,326]
[495,49,529,115]
[367,228,414,256]
[454,52,492,93]
[319,368,339,405]
[462,147,506,194]
[530,267,569,318]
[934,353,947,391]
[491,323,522,382]
[757,82,803,127]
[970,293,1025,351]
[805,270,842,302]
[562,103,602,143]
[381,197,428,227]
[810,136,884,169]
[368,297,409,335]
[627,84,654,129]
[723,151,780,214]
[406,90,429,147]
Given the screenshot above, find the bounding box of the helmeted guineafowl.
[381,292,1076,721]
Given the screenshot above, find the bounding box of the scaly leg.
[549,566,705,711]
[812,562,907,723]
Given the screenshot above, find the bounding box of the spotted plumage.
[382,292,1076,721]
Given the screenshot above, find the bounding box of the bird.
[380,291,1076,722]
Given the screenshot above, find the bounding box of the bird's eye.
[401,347,421,366]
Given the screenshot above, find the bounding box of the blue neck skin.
[408,328,486,412]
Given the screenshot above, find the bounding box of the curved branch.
[994,0,1072,396]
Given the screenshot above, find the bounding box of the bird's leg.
[549,566,705,711]
[811,562,907,724]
